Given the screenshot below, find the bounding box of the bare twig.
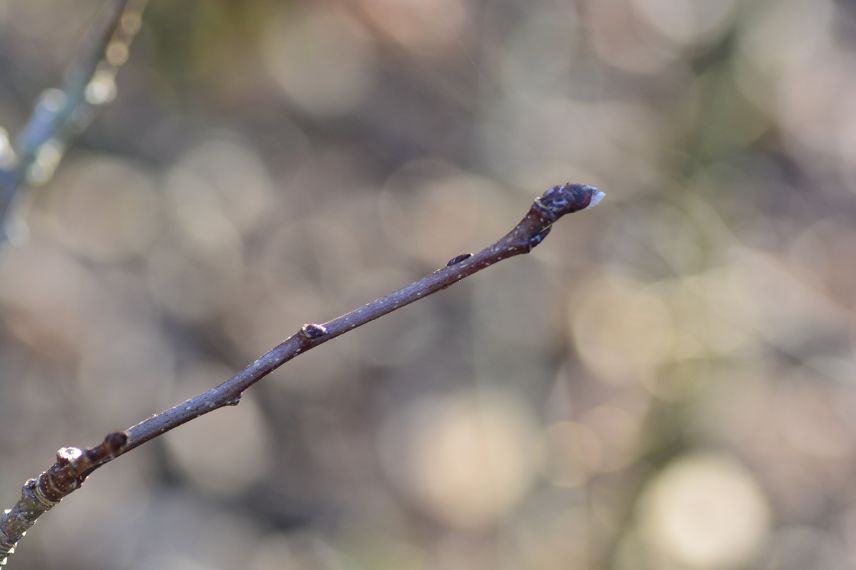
[0,182,604,566]
[0,0,149,239]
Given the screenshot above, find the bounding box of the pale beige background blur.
[1,1,855,569]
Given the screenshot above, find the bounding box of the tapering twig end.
[534,183,605,222]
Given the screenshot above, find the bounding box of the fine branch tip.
[586,188,606,209]
[533,183,605,222]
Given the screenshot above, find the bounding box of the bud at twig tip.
[586,189,606,209]
[534,183,604,220]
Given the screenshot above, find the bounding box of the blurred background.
[0,0,855,568]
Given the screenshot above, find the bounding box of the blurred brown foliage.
[1,0,855,568]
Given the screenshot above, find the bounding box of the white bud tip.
[585,190,606,209]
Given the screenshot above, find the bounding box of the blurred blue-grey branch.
[0,0,148,241]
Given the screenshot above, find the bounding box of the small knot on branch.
[300,323,328,339]
[103,431,129,454]
[40,431,130,501]
[55,447,83,466]
[446,253,472,266]
[527,226,552,248]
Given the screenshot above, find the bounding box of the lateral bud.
[300,323,328,339]
[55,447,83,466]
[103,432,128,454]
[446,253,472,266]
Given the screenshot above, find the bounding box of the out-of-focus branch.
[0,0,149,240]
[0,182,604,567]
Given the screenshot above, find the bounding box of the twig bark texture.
[0,182,603,566]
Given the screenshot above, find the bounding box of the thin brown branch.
[0,182,604,567]
[0,0,149,238]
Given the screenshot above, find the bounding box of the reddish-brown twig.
[0,182,604,567]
